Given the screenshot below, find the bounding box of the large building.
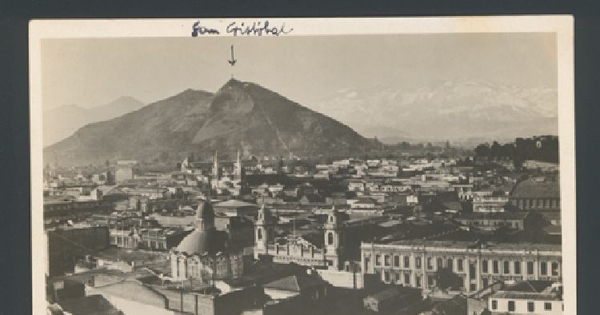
[509,178,560,212]
[360,240,561,293]
[170,200,244,282]
[488,280,563,315]
[254,205,347,270]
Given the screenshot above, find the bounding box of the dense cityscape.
[44,135,563,315]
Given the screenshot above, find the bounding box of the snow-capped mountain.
[310,79,558,142]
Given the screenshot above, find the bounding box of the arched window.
[327,232,334,245]
[257,228,263,240]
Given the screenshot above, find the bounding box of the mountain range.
[43,96,146,146]
[45,79,376,166]
[310,79,558,143]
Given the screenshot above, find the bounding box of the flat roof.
[374,239,561,252]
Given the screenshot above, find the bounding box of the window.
[545,302,552,310]
[415,276,421,287]
[503,261,510,274]
[447,258,453,271]
[383,271,390,282]
[514,261,521,275]
[404,272,410,284]
[540,262,547,275]
[482,260,488,273]
[552,262,559,276]
[394,255,400,267]
[491,300,497,310]
[527,261,534,275]
[427,257,433,270]
[528,301,535,312]
[327,232,334,245]
[384,255,391,267]
[457,259,463,272]
[493,260,499,274]
[375,254,381,266]
[416,257,422,268]
[508,301,515,312]
[404,256,410,268]
[437,258,443,269]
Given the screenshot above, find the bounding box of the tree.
[434,267,463,290]
[474,143,490,157]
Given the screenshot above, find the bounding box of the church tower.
[254,203,274,260]
[234,150,243,181]
[212,150,220,182]
[195,199,215,231]
[324,206,345,270]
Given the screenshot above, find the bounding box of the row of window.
[491,300,556,312]
[514,198,559,209]
[111,236,166,249]
[373,254,471,273]
[481,259,560,277]
[380,270,435,288]
[371,254,560,277]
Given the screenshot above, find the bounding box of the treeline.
[474,136,559,167]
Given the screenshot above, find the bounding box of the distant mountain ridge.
[43,96,146,146]
[311,79,558,142]
[45,79,376,166]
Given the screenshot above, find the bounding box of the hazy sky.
[41,33,556,110]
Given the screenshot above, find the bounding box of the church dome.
[175,229,229,256]
[196,200,215,219]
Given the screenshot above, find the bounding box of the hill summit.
[45,79,375,166]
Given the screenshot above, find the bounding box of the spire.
[235,149,243,181]
[212,150,219,180]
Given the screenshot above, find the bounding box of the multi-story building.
[108,226,191,251]
[170,200,244,281]
[455,211,531,231]
[473,195,510,213]
[254,205,347,270]
[360,240,561,293]
[488,281,563,315]
[509,178,560,212]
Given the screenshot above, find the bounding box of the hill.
[43,96,145,146]
[45,79,376,166]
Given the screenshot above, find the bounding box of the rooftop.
[378,239,561,252]
[262,274,327,293]
[213,199,259,209]
[455,211,530,220]
[490,291,562,301]
[58,295,119,315]
[510,179,560,199]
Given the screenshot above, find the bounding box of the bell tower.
[324,206,345,270]
[254,203,273,259]
[212,150,220,182]
[234,150,243,181]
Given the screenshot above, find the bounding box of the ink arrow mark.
[228,45,237,66]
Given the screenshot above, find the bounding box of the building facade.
[360,240,561,293]
[254,205,347,270]
[170,200,244,281]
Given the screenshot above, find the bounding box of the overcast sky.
[41,33,557,110]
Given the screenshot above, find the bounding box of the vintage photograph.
[30,17,575,315]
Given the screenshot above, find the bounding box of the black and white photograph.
[29,17,575,315]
